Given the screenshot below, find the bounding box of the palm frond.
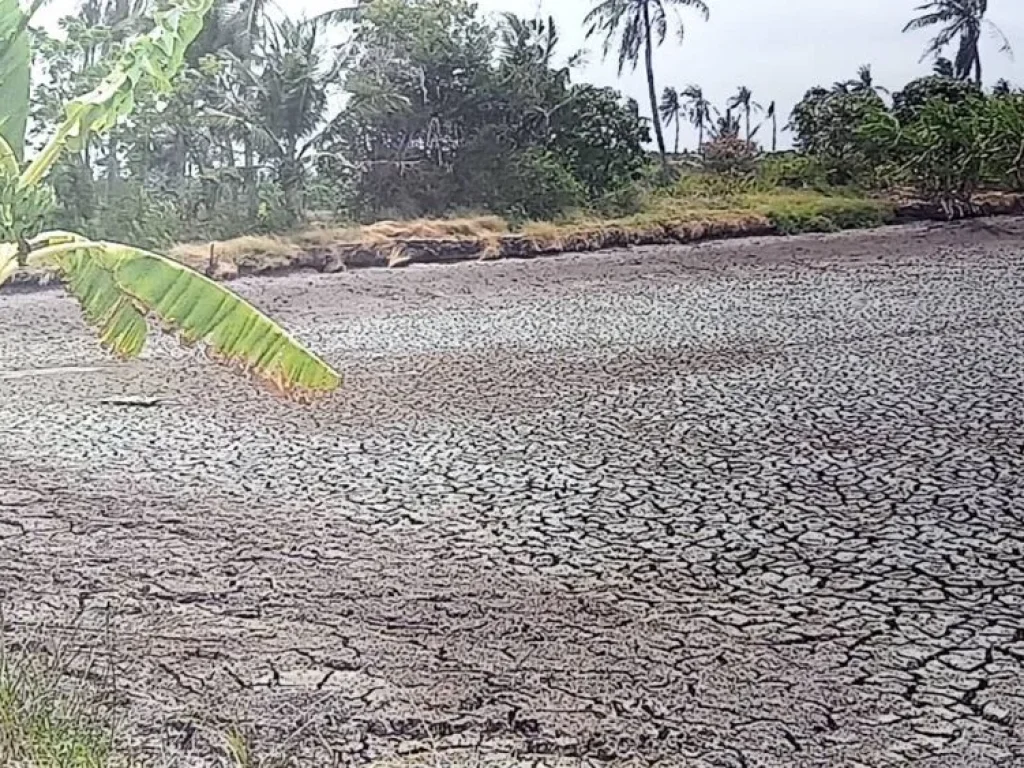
[985,19,1013,56]
[668,0,709,21]
[307,3,361,27]
[28,233,340,395]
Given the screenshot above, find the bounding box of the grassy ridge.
[168,186,895,279]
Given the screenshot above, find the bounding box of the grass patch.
[746,190,894,234]
[0,648,117,767]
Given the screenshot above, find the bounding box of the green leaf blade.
[0,0,30,162]
[108,245,340,395]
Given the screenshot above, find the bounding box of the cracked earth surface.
[2,219,1024,766]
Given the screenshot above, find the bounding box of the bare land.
[2,219,1024,766]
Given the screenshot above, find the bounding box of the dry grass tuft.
[170,234,295,271]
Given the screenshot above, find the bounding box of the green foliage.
[757,152,829,190]
[551,84,650,199]
[860,89,1024,213]
[986,93,1024,190]
[0,171,54,244]
[700,135,757,176]
[503,149,585,220]
[327,0,647,220]
[891,75,981,121]
[861,99,980,212]
[0,649,115,768]
[789,86,886,184]
[1,0,341,396]
[34,235,340,391]
[764,195,892,234]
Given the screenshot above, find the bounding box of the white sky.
[35,0,1024,150]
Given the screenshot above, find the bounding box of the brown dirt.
[2,218,1024,766]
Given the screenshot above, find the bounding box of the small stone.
[982,701,1013,725]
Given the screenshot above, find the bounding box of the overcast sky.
[37,0,1024,149]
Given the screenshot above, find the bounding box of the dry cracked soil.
[2,219,1024,767]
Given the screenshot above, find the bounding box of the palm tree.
[903,0,1012,84]
[933,56,956,76]
[584,0,710,162]
[213,15,347,220]
[659,86,683,154]
[766,100,777,152]
[709,106,740,140]
[682,84,711,151]
[728,85,761,143]
[836,64,889,95]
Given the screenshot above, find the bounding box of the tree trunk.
[772,113,777,152]
[974,46,982,85]
[674,117,679,155]
[744,109,751,144]
[106,133,119,196]
[243,137,257,219]
[641,2,667,162]
[698,119,704,153]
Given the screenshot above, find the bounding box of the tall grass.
[0,633,116,768]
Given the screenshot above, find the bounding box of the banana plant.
[0,0,340,396]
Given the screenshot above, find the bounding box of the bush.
[701,136,758,176]
[551,84,650,199]
[789,88,886,185]
[757,153,829,190]
[860,95,990,213]
[501,149,585,220]
[765,196,891,235]
[986,93,1024,191]
[892,76,982,122]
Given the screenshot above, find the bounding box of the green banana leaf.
[27,233,341,396]
[0,0,30,162]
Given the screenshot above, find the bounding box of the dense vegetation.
[21,0,1024,253]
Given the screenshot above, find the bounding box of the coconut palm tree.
[211,14,347,221]
[659,86,683,154]
[727,85,761,143]
[835,64,889,95]
[933,56,956,76]
[682,83,711,151]
[765,100,777,151]
[584,0,710,162]
[708,106,740,141]
[903,0,1012,84]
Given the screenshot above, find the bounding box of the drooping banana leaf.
[0,0,30,162]
[0,134,17,177]
[29,233,341,396]
[0,242,17,286]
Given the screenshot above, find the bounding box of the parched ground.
[2,219,1024,767]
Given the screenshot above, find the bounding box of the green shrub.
[892,76,982,122]
[502,149,585,220]
[789,88,886,185]
[757,153,829,190]
[700,136,758,177]
[765,196,891,235]
[860,95,990,213]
